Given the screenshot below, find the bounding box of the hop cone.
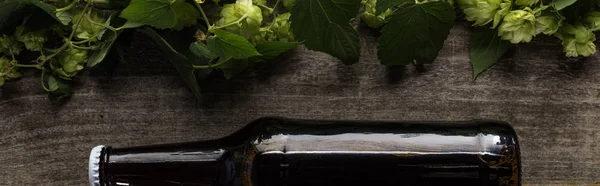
[498,10,536,44]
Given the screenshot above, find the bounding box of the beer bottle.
[89,117,521,186]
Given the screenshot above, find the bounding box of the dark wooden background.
[1,24,599,185]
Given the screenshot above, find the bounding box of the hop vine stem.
[194,1,213,28]
[210,14,249,31]
[56,0,78,12]
[193,57,230,69]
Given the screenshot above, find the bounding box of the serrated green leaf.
[88,30,119,67]
[45,74,73,103]
[378,1,455,66]
[207,29,260,59]
[553,0,577,10]
[120,0,198,29]
[119,20,145,29]
[47,76,59,91]
[376,0,409,15]
[470,28,510,80]
[171,0,200,30]
[120,0,176,29]
[55,11,72,25]
[190,42,215,58]
[290,0,361,64]
[249,41,300,63]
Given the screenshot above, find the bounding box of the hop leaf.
[361,0,392,29]
[14,25,47,51]
[498,10,536,44]
[216,0,263,39]
[0,56,21,86]
[514,0,538,7]
[584,11,600,31]
[51,48,89,78]
[456,0,511,28]
[0,34,23,55]
[172,0,201,30]
[535,13,562,35]
[556,23,597,57]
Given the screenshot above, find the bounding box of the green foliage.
[498,10,536,44]
[375,0,408,15]
[51,48,89,79]
[283,0,296,11]
[535,13,562,35]
[470,28,510,79]
[290,0,361,64]
[190,41,216,59]
[71,8,107,41]
[14,25,46,51]
[362,0,393,29]
[462,0,600,79]
[553,0,576,10]
[88,30,119,67]
[250,41,300,63]
[378,1,455,66]
[556,23,597,57]
[215,0,263,39]
[0,56,21,86]
[456,0,511,28]
[207,29,260,59]
[120,0,199,30]
[46,74,73,103]
[1,0,599,103]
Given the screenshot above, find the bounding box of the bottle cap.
[89,145,105,186]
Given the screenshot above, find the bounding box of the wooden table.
[1,25,599,185]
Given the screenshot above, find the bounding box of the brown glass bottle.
[89,117,521,186]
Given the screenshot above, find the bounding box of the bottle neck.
[98,142,230,186]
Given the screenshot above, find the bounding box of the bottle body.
[90,117,521,186]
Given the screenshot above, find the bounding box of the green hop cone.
[70,8,107,41]
[271,13,295,42]
[556,23,597,57]
[360,0,392,29]
[283,0,295,11]
[216,0,264,39]
[0,34,24,55]
[0,56,22,87]
[514,0,538,7]
[456,0,511,28]
[253,0,273,18]
[51,48,89,78]
[584,11,600,31]
[535,14,561,35]
[14,25,47,51]
[498,10,536,44]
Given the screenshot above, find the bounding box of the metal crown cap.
[89,145,105,186]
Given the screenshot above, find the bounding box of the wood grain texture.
[1,24,600,185]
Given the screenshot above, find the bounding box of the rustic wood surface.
[1,24,600,185]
